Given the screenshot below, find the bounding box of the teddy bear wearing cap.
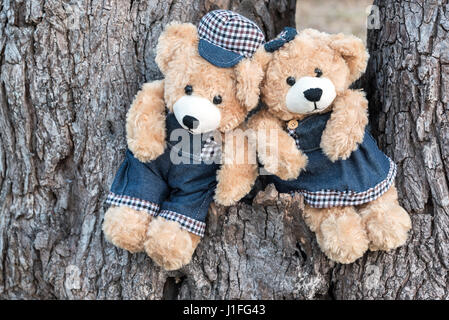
[103,10,266,270]
[249,28,412,264]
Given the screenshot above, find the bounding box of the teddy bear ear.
[234,47,272,111]
[155,22,198,74]
[329,34,369,84]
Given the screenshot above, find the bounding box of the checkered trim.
[293,159,397,208]
[105,192,159,216]
[198,10,265,58]
[287,128,301,149]
[159,209,206,238]
[200,135,222,162]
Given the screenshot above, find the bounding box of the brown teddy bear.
[249,28,412,264]
[102,11,266,270]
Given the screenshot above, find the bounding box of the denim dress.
[106,114,221,237]
[268,112,396,208]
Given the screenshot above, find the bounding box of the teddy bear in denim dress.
[103,10,266,270]
[248,28,412,264]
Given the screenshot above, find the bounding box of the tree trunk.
[332,0,449,299]
[2,0,448,300]
[0,0,324,300]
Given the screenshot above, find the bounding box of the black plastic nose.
[182,115,199,130]
[303,88,323,102]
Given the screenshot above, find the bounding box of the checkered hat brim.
[198,10,265,58]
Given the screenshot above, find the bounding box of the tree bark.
[332,0,449,299]
[2,0,448,300]
[0,0,323,300]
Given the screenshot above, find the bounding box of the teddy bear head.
[155,22,265,134]
[257,28,369,121]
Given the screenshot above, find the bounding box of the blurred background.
[296,0,373,43]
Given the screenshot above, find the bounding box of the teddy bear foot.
[144,216,201,271]
[361,203,411,252]
[317,207,369,264]
[103,206,152,253]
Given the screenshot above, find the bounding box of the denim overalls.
[106,114,220,237]
[268,112,396,208]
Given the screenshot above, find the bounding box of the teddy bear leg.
[144,216,201,271]
[304,205,369,264]
[358,185,411,251]
[103,206,152,253]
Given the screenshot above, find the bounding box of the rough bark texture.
[333,0,449,299]
[0,0,325,300]
[1,0,448,300]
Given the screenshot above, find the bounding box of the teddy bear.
[102,10,266,270]
[248,27,412,264]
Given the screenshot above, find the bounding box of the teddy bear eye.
[286,77,296,86]
[184,85,193,95]
[315,68,323,77]
[213,95,222,105]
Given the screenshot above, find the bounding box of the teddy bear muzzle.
[173,95,222,134]
[285,76,337,114]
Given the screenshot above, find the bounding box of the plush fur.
[305,206,369,264]
[248,109,308,180]
[126,80,166,162]
[103,22,264,270]
[144,216,201,271]
[249,28,411,264]
[359,186,412,251]
[102,206,152,253]
[215,123,259,205]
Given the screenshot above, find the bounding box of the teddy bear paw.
[363,205,412,251]
[320,140,355,162]
[320,130,364,162]
[317,210,369,264]
[214,178,254,206]
[263,151,307,181]
[278,151,308,180]
[144,217,201,271]
[102,206,152,253]
[128,138,166,163]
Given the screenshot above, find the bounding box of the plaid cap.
[198,10,265,68]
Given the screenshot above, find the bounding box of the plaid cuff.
[105,192,159,217]
[296,158,397,208]
[158,209,206,238]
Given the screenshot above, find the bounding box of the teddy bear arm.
[126,80,167,162]
[320,89,369,162]
[214,129,258,206]
[248,111,307,180]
